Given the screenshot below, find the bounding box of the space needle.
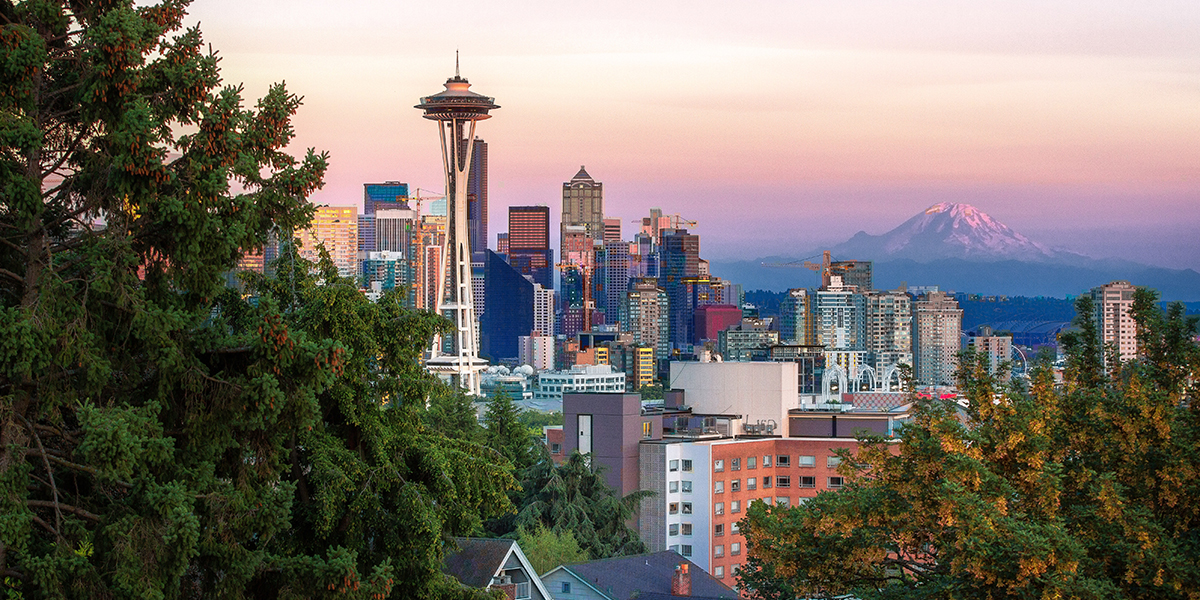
[416,56,498,395]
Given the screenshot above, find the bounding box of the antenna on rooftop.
[455,49,460,78]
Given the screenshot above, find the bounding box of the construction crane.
[409,188,445,213]
[761,251,866,289]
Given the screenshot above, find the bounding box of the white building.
[534,365,626,403]
[518,335,555,371]
[1090,280,1139,363]
[533,284,555,336]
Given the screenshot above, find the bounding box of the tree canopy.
[739,290,1200,600]
[0,1,514,597]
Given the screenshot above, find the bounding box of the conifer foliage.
[0,1,514,597]
[739,291,1200,599]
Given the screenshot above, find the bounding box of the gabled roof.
[544,550,738,600]
[442,537,553,600]
[571,165,593,181]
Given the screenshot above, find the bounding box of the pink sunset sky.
[184,0,1200,268]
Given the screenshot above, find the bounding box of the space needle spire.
[416,58,499,395]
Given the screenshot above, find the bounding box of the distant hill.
[709,203,1200,301]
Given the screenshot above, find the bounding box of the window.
[715,566,724,578]
[798,455,815,467]
[669,502,679,515]
[669,523,679,536]
[682,524,692,536]
[682,502,692,514]
[827,456,842,468]
[682,481,692,493]
[731,479,741,492]
[715,481,724,494]
[714,524,724,536]
[714,459,724,472]
[799,476,815,488]
[828,476,844,488]
[669,459,679,472]
[731,500,741,513]
[669,481,679,493]
[763,476,772,488]
[732,521,740,534]
[682,545,692,557]
[776,497,790,507]
[763,455,772,467]
[747,477,757,491]
[682,459,693,472]
[761,496,773,505]
[731,542,741,556]
[777,476,791,488]
[715,502,724,515]
[777,455,791,467]
[714,545,724,557]
[562,582,571,594]
[551,443,561,454]
[747,456,757,469]
[642,422,652,438]
[732,458,741,471]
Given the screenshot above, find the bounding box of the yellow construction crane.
[761,251,865,288]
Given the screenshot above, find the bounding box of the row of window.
[668,481,693,493]
[712,564,736,579]
[713,476,844,493]
[669,459,693,472]
[715,455,841,472]
[712,542,740,557]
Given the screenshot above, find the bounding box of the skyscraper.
[603,217,622,243]
[561,166,604,258]
[622,278,670,361]
[1090,280,1139,363]
[415,62,498,394]
[659,228,700,349]
[865,289,912,386]
[780,288,815,345]
[481,250,533,363]
[296,205,358,278]
[912,291,963,388]
[508,205,553,289]
[363,182,409,215]
[467,138,488,264]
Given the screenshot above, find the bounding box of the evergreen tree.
[515,525,588,576]
[482,391,536,474]
[738,291,1200,600]
[0,1,514,597]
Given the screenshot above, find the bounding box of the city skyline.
[185,0,1199,269]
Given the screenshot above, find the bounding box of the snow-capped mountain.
[829,202,1063,262]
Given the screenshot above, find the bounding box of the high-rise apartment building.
[623,278,670,360]
[814,277,866,351]
[779,288,815,345]
[561,166,604,258]
[830,260,872,292]
[533,283,555,337]
[969,325,1013,381]
[866,289,913,383]
[912,291,963,388]
[296,205,358,278]
[603,240,631,324]
[508,205,553,289]
[467,138,488,264]
[1090,280,1139,363]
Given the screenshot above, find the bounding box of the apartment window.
[747,478,757,491]
[798,455,815,467]
[763,476,772,488]
[747,456,757,469]
[731,500,741,513]
[669,481,679,493]
[682,459,693,472]
[732,458,741,471]
[669,524,679,536]
[799,476,816,488]
[763,455,772,467]
[714,545,724,558]
[776,497,790,507]
[682,524,692,536]
[827,456,842,468]
[642,422,652,438]
[715,481,724,494]
[715,502,724,515]
[715,566,724,578]
[731,479,741,492]
[669,459,679,472]
[682,545,692,557]
[777,476,791,488]
[777,455,792,467]
[732,521,740,534]
[731,542,741,556]
[682,481,693,493]
[714,524,724,536]
[714,459,724,472]
[682,502,693,515]
[828,476,844,488]
[669,502,679,515]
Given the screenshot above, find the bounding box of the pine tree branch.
[24,450,133,489]
[0,268,24,284]
[17,414,64,534]
[26,500,100,522]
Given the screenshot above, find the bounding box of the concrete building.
[296,205,358,278]
[534,365,627,406]
[533,283,555,337]
[602,217,622,243]
[602,240,631,324]
[561,166,604,257]
[693,305,743,345]
[518,335,555,371]
[913,291,963,388]
[508,205,553,289]
[717,319,780,362]
[362,181,408,215]
[623,278,671,361]
[814,277,867,351]
[1090,280,1139,363]
[779,288,815,345]
[866,289,913,387]
[969,325,1013,381]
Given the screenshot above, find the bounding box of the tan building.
[866,289,913,378]
[561,166,604,259]
[913,291,963,388]
[296,205,358,278]
[1090,280,1139,363]
[970,325,1013,381]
